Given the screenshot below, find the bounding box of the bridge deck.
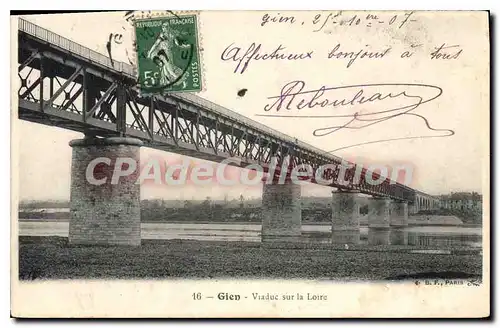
[16,17,424,202]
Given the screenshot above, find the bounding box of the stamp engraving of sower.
[147,22,190,88]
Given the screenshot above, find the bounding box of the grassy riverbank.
[18,236,482,281]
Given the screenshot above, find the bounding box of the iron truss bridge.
[17,18,419,202]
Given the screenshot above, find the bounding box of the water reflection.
[18,221,482,248]
[368,228,391,246]
[331,230,360,244]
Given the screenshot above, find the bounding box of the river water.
[18,221,482,248]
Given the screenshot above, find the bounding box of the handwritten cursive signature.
[257,80,454,152]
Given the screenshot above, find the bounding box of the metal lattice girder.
[85,82,116,120]
[17,22,420,202]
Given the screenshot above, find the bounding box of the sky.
[13,11,489,201]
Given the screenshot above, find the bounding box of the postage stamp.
[134,14,202,94]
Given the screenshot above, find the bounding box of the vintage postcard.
[11,10,489,318]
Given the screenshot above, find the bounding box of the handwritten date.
[260,11,417,32]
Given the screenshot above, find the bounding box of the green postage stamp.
[134,14,202,94]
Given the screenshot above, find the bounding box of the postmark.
[134,14,202,94]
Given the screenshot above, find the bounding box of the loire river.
[18,221,482,247]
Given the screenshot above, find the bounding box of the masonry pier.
[68,137,143,246]
[368,197,391,245]
[331,190,360,244]
[261,180,302,242]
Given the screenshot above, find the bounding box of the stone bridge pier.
[368,197,409,245]
[261,179,302,242]
[68,137,143,246]
[331,190,360,244]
